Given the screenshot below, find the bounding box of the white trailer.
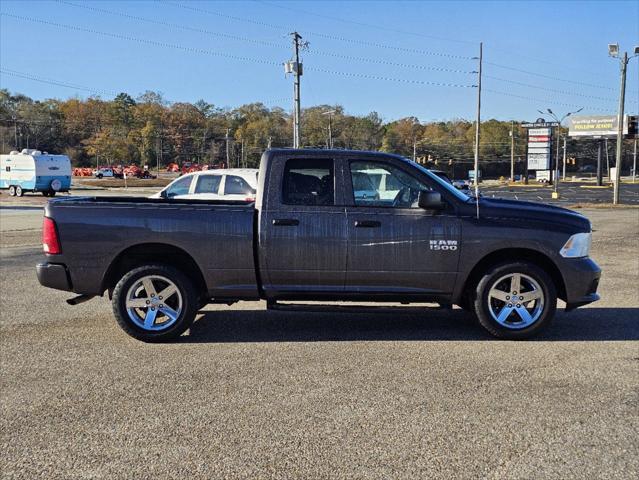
[0,149,72,196]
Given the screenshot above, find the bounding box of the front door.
[344,160,460,296]
[259,157,347,295]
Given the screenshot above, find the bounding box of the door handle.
[272,218,299,226]
[354,220,381,228]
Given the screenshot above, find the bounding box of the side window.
[165,175,193,197]
[5,166,10,172]
[282,158,334,206]
[350,161,431,208]
[225,175,255,195]
[194,175,222,194]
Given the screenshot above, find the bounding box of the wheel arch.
[101,243,208,299]
[460,248,566,304]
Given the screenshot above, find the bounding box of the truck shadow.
[182,307,639,343]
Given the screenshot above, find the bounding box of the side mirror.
[159,189,169,199]
[418,191,444,210]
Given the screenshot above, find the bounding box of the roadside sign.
[526,126,553,171]
[522,122,559,129]
[568,115,628,138]
[528,128,552,136]
[528,143,552,150]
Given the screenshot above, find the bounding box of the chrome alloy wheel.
[125,275,183,331]
[487,273,545,330]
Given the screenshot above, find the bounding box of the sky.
[1,0,638,123]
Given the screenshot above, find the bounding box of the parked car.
[151,168,258,201]
[37,149,600,342]
[94,168,116,179]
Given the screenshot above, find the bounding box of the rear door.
[344,159,461,296]
[259,156,348,295]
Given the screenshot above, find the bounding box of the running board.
[266,301,452,314]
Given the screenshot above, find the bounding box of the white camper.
[0,149,72,196]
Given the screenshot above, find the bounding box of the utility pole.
[413,138,417,161]
[562,135,567,179]
[12,115,18,149]
[597,141,603,186]
[225,128,230,167]
[473,42,483,206]
[290,32,303,148]
[633,138,637,184]
[510,121,515,182]
[613,51,628,204]
[240,139,244,168]
[322,109,336,148]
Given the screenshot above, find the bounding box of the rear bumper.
[36,262,72,292]
[561,257,601,311]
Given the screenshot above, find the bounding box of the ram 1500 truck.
[37,149,601,341]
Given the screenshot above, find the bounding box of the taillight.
[42,217,61,254]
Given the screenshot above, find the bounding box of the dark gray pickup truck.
[37,149,600,341]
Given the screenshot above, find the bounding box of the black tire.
[15,186,23,197]
[473,261,556,340]
[97,173,103,179]
[8,186,16,196]
[48,190,56,197]
[111,264,198,342]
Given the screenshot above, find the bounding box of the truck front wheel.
[15,186,23,197]
[111,264,198,342]
[8,186,16,196]
[473,262,556,339]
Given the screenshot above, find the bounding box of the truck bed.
[44,196,259,299]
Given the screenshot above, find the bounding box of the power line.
[0,12,283,66]
[484,88,610,113]
[55,0,287,49]
[259,1,614,78]
[1,13,476,89]
[0,68,119,96]
[485,61,615,91]
[56,0,476,74]
[308,50,476,74]
[256,0,477,46]
[163,1,474,59]
[305,66,475,88]
[484,75,617,104]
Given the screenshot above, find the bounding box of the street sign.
[522,122,559,129]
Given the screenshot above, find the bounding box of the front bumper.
[36,262,72,292]
[561,257,601,311]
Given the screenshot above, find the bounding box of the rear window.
[282,158,334,206]
[194,175,222,194]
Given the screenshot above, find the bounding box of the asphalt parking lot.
[1,200,638,478]
[480,180,639,206]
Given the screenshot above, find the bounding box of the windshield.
[404,159,472,202]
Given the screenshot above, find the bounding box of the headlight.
[560,232,591,258]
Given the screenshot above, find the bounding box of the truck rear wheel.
[473,261,556,339]
[15,186,23,197]
[8,186,16,196]
[111,264,198,342]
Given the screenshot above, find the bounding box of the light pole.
[537,107,583,198]
[608,43,639,204]
[322,109,336,149]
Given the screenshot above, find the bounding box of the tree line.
[0,89,623,178]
